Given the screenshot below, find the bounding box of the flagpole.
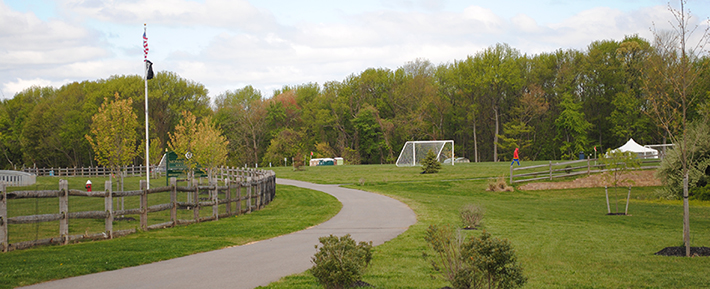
[144,23,150,189]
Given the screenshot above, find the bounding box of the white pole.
[144,23,150,189]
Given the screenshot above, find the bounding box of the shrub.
[655,120,710,199]
[424,224,468,287]
[486,176,513,192]
[462,231,527,289]
[422,149,442,174]
[460,204,485,229]
[425,226,527,289]
[310,234,373,289]
[690,185,710,201]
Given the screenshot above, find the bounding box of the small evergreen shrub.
[422,149,442,174]
[460,204,485,229]
[310,234,373,289]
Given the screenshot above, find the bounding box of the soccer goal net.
[395,140,454,167]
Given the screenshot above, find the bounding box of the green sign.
[166,151,207,185]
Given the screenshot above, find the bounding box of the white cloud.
[2,78,68,97]
[60,0,279,32]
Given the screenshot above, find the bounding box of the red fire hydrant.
[85,180,92,192]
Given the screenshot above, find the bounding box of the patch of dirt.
[655,247,710,257]
[518,170,661,191]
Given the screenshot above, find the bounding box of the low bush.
[486,176,513,192]
[460,204,485,229]
[425,226,526,289]
[310,234,373,289]
[690,185,710,201]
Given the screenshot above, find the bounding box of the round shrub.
[310,234,373,289]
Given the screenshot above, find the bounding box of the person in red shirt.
[511,148,520,166]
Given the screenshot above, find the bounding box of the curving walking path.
[21,178,416,289]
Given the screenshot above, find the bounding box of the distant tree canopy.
[1,36,709,170]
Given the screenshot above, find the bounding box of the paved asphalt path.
[21,178,416,289]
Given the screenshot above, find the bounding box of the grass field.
[263,163,710,288]
[0,181,341,289]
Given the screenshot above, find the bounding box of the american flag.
[143,30,149,60]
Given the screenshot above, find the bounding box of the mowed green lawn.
[265,163,710,288]
[0,181,341,289]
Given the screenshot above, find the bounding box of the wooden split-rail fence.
[0,169,276,252]
[23,165,157,177]
[509,158,661,184]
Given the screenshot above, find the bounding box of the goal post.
[395,140,454,167]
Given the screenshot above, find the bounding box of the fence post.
[549,161,553,181]
[587,158,591,175]
[105,180,113,239]
[225,178,231,216]
[236,178,242,215]
[247,175,252,213]
[170,177,177,226]
[193,178,200,221]
[510,165,513,185]
[625,186,631,215]
[140,180,147,231]
[1,183,7,252]
[59,180,69,245]
[211,177,219,220]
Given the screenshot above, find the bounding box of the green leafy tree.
[310,234,372,289]
[168,111,200,178]
[263,128,305,167]
[555,93,593,159]
[192,116,229,179]
[85,93,141,180]
[601,149,641,214]
[214,86,267,166]
[421,149,442,174]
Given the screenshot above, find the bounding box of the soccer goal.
[395,140,454,167]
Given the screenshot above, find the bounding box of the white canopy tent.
[613,138,659,159]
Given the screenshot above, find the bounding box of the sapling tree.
[601,149,640,215]
[643,0,709,256]
[85,93,141,190]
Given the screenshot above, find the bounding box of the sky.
[1,0,709,101]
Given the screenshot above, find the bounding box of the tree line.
[1,36,709,170]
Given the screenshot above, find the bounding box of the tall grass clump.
[460,204,485,229]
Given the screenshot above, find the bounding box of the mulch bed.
[655,247,710,257]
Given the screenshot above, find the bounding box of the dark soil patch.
[655,246,710,257]
[606,213,627,216]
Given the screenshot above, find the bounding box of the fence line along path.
[19,178,416,289]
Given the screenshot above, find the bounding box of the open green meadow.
[0,179,341,289]
[264,163,710,288]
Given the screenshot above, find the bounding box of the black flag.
[146,60,154,80]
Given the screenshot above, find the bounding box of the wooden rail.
[22,165,158,177]
[0,169,276,252]
[509,158,661,184]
